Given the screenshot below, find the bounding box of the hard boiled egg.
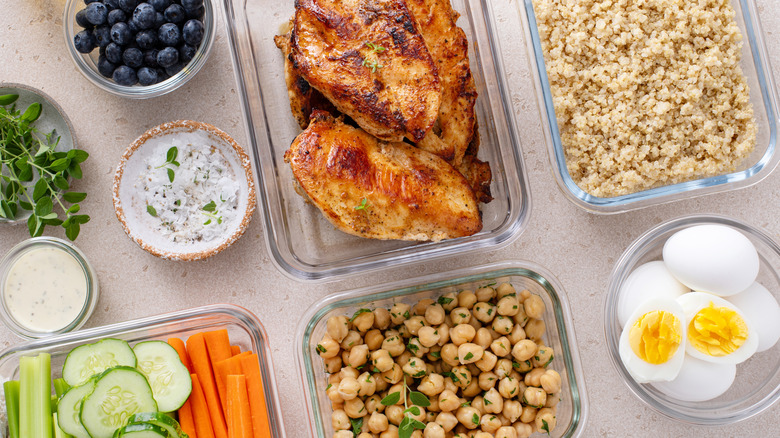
[651,355,736,402]
[619,298,686,383]
[678,292,758,364]
[618,261,690,327]
[663,224,759,296]
[727,282,780,352]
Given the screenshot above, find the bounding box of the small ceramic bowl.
[112,120,256,261]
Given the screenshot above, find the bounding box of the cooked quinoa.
[533,0,757,197]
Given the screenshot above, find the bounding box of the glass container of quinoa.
[296,261,588,437]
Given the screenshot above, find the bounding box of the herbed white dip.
[136,138,240,244]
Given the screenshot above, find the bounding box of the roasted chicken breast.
[284,111,482,241]
[291,0,441,142]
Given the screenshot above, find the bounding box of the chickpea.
[450,307,472,325]
[450,365,472,389]
[450,324,476,346]
[334,431,353,438]
[338,376,361,400]
[317,335,340,359]
[435,411,458,431]
[440,343,459,366]
[475,286,496,302]
[456,406,481,429]
[358,372,377,397]
[328,373,342,385]
[512,305,529,327]
[494,359,513,379]
[380,424,399,438]
[385,405,404,425]
[373,308,391,330]
[462,378,481,398]
[503,400,521,423]
[382,363,403,384]
[436,324,450,346]
[478,371,498,391]
[353,311,375,333]
[365,329,385,351]
[344,397,366,418]
[514,422,533,438]
[438,293,459,311]
[545,392,561,408]
[492,316,513,335]
[525,319,545,342]
[523,295,545,320]
[496,283,516,299]
[423,422,445,438]
[408,338,429,358]
[496,295,520,317]
[474,433,493,438]
[457,343,484,364]
[341,349,351,366]
[523,387,546,409]
[341,366,360,380]
[519,406,537,423]
[328,385,345,404]
[398,324,412,339]
[457,290,477,309]
[490,336,512,357]
[348,344,370,368]
[402,356,428,378]
[475,351,498,373]
[418,326,441,348]
[382,334,406,357]
[473,327,492,349]
[365,394,385,413]
[426,345,442,363]
[507,323,526,345]
[424,303,446,325]
[427,397,440,414]
[404,316,427,336]
[341,331,363,350]
[535,408,556,434]
[472,302,496,324]
[414,298,435,316]
[415,372,444,396]
[356,433,373,438]
[533,345,554,368]
[480,413,502,433]
[513,358,533,373]
[372,349,394,372]
[327,315,349,343]
[498,376,521,399]
[483,387,504,414]
[524,368,546,387]
[374,375,389,393]
[511,339,537,362]
[496,426,518,438]
[323,356,342,373]
[540,370,561,394]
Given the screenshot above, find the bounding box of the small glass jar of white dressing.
[0,237,98,338]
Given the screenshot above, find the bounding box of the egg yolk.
[629,310,682,364]
[688,302,748,357]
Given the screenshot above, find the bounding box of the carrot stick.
[187,333,228,438]
[168,337,192,372]
[226,375,252,438]
[214,353,251,405]
[238,354,272,438]
[189,374,214,438]
[204,329,233,413]
[230,345,241,356]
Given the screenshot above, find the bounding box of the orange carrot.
[189,374,214,438]
[231,345,241,356]
[204,329,233,413]
[167,337,192,372]
[227,375,253,438]
[239,354,272,438]
[177,397,198,438]
[214,352,252,401]
[187,333,228,438]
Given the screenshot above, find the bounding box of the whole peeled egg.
[619,298,687,383]
[651,355,736,402]
[727,282,780,352]
[678,292,758,364]
[663,224,759,296]
[618,261,690,327]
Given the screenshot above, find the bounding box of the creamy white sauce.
[3,247,87,332]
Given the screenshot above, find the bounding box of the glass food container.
[519,0,780,213]
[296,261,588,437]
[221,0,531,281]
[605,214,780,424]
[0,304,287,437]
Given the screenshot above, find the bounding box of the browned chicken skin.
[291,0,441,142]
[285,111,482,241]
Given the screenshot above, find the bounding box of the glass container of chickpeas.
[296,261,588,438]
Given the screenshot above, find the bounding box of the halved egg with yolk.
[677,292,758,364]
[619,298,687,383]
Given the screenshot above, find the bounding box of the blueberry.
[84,0,100,4]
[99,45,106,55]
[135,29,157,49]
[133,3,156,29]
[105,42,123,63]
[122,47,144,68]
[181,19,203,46]
[118,0,138,13]
[149,0,170,12]
[158,22,180,46]
[181,0,202,10]
[97,55,117,78]
[178,44,196,63]
[93,25,112,47]
[73,30,96,53]
[156,67,170,81]
[163,4,185,23]
[186,4,204,19]
[154,12,165,28]
[156,46,179,68]
[137,67,159,85]
[110,22,132,45]
[143,49,159,66]
[85,2,108,25]
[113,65,138,85]
[127,17,141,33]
[165,61,185,77]
[104,0,121,9]
[107,9,126,26]
[75,9,92,29]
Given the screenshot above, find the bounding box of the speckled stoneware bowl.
[112,120,256,261]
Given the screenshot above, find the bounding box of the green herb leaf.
[472,413,479,425]
[405,406,420,416]
[464,352,473,361]
[21,103,41,123]
[350,417,363,435]
[409,391,430,407]
[32,179,48,201]
[380,392,400,406]
[53,175,69,191]
[166,147,178,163]
[437,296,454,305]
[354,197,368,211]
[147,205,157,217]
[316,344,326,353]
[203,200,217,212]
[63,192,87,203]
[0,94,19,106]
[34,197,53,216]
[65,222,80,241]
[349,308,372,322]
[541,419,551,435]
[50,157,70,172]
[167,167,175,183]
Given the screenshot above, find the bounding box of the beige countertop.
[2,0,780,436]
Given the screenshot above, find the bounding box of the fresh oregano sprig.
[380,379,430,438]
[156,146,180,182]
[0,94,90,240]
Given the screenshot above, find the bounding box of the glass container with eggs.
[605,214,780,425]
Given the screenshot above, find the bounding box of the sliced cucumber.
[133,341,192,412]
[57,378,96,438]
[113,422,173,437]
[63,339,137,386]
[80,367,158,438]
[126,412,187,438]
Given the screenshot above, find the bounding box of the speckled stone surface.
[2,0,780,436]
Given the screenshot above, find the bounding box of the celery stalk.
[53,413,73,438]
[18,356,35,438]
[3,380,20,438]
[53,378,71,398]
[35,353,53,438]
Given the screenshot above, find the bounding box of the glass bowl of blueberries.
[64,0,215,98]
